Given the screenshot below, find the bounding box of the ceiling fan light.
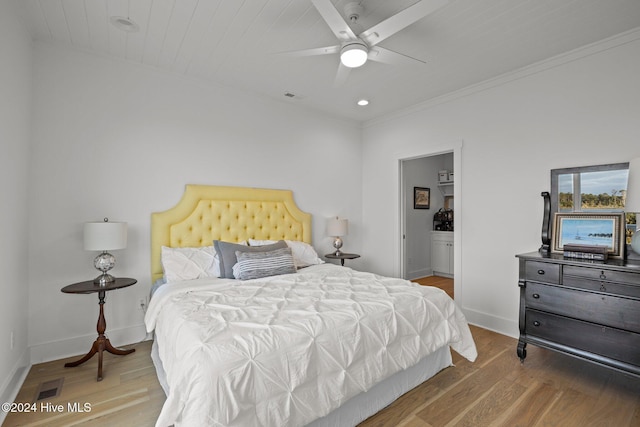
[340,43,368,68]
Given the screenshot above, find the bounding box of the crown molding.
[364,26,640,129]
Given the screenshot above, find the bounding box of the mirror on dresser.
[548,162,637,252]
[550,162,629,215]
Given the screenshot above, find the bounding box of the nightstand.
[61,277,137,381]
[325,253,360,266]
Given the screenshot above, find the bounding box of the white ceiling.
[14,0,640,122]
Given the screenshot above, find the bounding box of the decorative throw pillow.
[214,240,287,278]
[161,246,219,282]
[248,239,324,268]
[233,247,296,280]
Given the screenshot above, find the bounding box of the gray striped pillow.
[234,247,296,280]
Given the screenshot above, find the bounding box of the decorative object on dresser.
[551,212,625,259]
[539,191,551,253]
[516,251,640,377]
[549,162,629,218]
[327,216,348,255]
[84,218,127,285]
[562,243,608,261]
[625,157,640,254]
[413,186,430,209]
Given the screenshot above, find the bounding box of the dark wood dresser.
[516,251,640,377]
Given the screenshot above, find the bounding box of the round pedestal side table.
[61,277,137,381]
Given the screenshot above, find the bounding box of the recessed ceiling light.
[357,99,369,106]
[109,16,139,33]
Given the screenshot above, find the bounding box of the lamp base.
[94,273,116,286]
[333,237,344,256]
[93,251,117,286]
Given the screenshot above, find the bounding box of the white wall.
[0,0,33,411]
[27,43,363,362]
[361,33,640,337]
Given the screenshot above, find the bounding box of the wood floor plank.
[495,381,559,427]
[451,379,527,426]
[632,405,640,426]
[575,376,640,427]
[359,378,442,426]
[536,387,599,427]
[415,350,514,425]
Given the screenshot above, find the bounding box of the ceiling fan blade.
[275,45,340,58]
[334,62,351,87]
[311,0,357,42]
[368,46,427,66]
[359,0,448,46]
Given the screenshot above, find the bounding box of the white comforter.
[145,264,477,427]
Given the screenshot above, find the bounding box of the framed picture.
[551,212,626,258]
[414,187,430,209]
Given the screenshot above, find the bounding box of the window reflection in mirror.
[556,167,629,212]
[551,162,636,244]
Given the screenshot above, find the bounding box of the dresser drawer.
[525,282,640,333]
[563,265,640,285]
[525,309,640,366]
[562,276,640,299]
[525,261,560,284]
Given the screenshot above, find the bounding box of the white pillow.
[248,239,324,268]
[161,246,219,282]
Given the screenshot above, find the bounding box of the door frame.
[398,141,463,302]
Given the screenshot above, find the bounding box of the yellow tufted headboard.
[150,185,312,282]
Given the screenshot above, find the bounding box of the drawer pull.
[537,269,545,275]
[533,321,541,327]
[600,284,607,292]
[600,272,606,280]
[532,293,540,299]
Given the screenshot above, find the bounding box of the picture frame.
[414,187,430,209]
[551,212,626,258]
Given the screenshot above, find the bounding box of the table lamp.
[327,217,348,256]
[626,157,640,254]
[84,218,127,285]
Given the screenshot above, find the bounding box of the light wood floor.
[414,275,454,299]
[6,318,640,426]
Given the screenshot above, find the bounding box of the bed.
[144,184,477,427]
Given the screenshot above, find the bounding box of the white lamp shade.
[84,221,127,251]
[626,157,640,212]
[327,218,348,237]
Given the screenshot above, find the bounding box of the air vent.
[34,378,64,401]
[110,16,140,33]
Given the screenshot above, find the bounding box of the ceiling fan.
[280,0,448,85]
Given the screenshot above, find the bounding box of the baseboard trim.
[0,348,31,426]
[29,323,148,364]
[462,307,518,339]
[406,268,433,280]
